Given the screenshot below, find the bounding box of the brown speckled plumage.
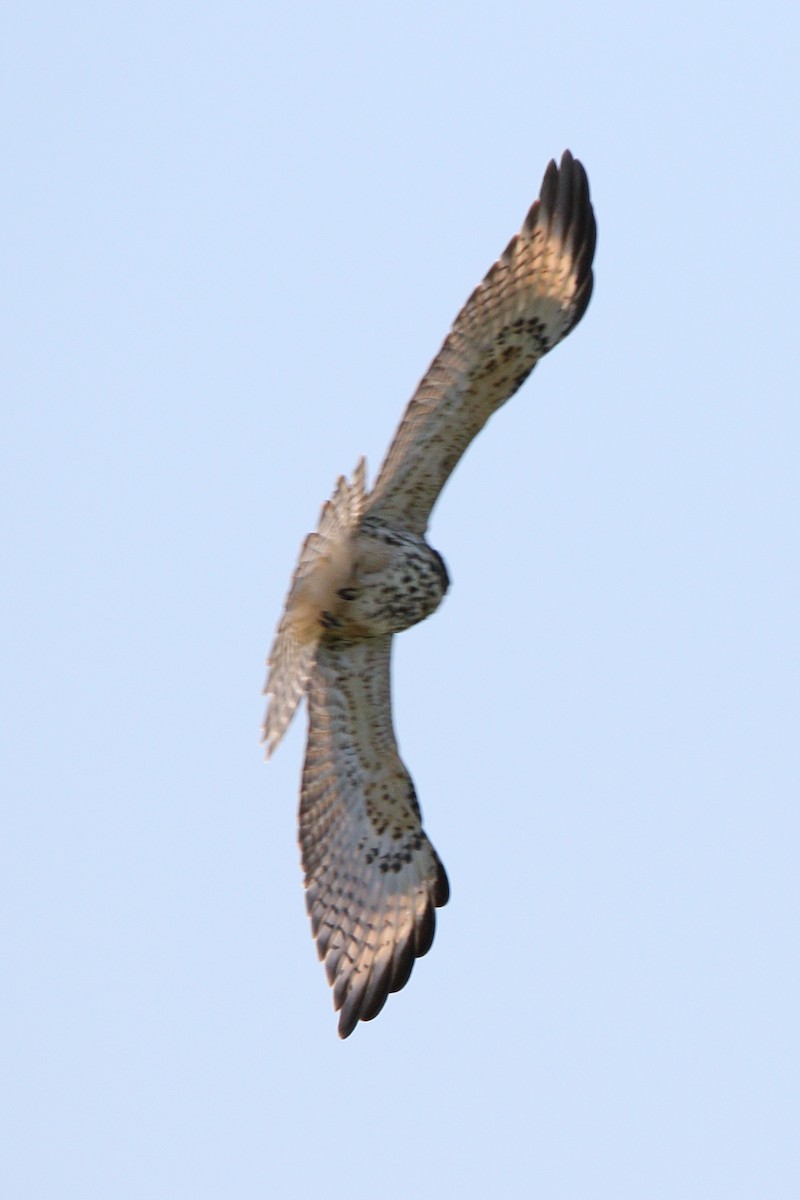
[263,151,596,1037]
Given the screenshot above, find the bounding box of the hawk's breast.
[328,519,449,638]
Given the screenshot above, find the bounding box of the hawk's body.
[263,152,596,1036]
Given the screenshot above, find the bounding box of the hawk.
[263,151,596,1037]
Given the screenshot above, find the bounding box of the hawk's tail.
[262,459,367,759]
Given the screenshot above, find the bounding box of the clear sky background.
[3,3,799,1197]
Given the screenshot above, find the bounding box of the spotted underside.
[263,151,596,1036]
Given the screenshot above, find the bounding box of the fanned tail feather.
[262,459,367,758]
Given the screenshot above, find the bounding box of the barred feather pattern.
[366,150,595,534]
[300,636,449,1038]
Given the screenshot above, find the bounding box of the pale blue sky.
[3,3,799,1197]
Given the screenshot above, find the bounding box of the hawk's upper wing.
[364,150,596,535]
[300,633,448,1038]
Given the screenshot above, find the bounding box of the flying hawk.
[263,150,596,1037]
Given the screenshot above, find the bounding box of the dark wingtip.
[433,857,450,907]
[332,871,449,1038]
[537,156,560,223]
[532,149,597,334]
[537,151,585,234]
[523,150,595,261]
[337,1005,358,1039]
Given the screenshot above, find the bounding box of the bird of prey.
[263,150,596,1037]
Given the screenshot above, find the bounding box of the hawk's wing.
[364,150,596,535]
[300,633,448,1038]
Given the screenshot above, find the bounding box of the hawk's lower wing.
[364,150,596,535]
[300,634,448,1037]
